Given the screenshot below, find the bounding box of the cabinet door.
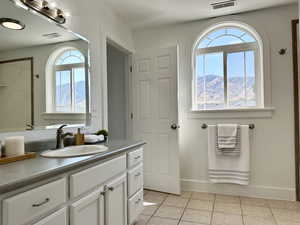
[70,188,104,225]
[105,174,127,225]
[33,208,67,225]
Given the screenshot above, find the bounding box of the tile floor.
[137,190,300,225]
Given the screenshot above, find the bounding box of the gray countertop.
[0,139,145,194]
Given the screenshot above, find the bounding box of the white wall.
[107,44,127,139]
[133,4,298,200]
[0,1,134,141]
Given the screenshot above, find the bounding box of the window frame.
[192,27,263,111]
[53,50,85,113]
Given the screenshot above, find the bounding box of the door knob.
[171,123,180,130]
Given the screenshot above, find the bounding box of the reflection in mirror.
[0,0,90,132]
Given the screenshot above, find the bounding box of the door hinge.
[130,66,133,73]
[130,113,133,120]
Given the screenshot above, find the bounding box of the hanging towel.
[208,125,250,185]
[216,127,241,156]
[217,124,238,149]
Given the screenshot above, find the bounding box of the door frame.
[292,19,300,201]
[106,38,133,139]
[0,57,34,129]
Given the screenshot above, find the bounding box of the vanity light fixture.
[19,0,66,24]
[0,18,25,30]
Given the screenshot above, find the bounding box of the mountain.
[56,80,86,111]
[196,75,255,108]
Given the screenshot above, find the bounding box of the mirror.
[0,0,90,132]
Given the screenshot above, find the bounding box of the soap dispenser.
[75,128,85,145]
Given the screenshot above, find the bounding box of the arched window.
[192,23,263,110]
[53,48,86,113]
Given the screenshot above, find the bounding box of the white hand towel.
[208,125,250,185]
[217,124,238,149]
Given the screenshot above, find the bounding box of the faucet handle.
[57,124,68,132]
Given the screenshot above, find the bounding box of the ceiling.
[104,0,297,30]
[0,0,79,52]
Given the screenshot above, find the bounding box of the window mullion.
[223,52,228,108]
[71,69,74,112]
[203,54,206,110]
[244,51,247,106]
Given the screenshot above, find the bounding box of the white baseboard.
[181,178,296,201]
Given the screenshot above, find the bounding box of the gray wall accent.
[107,44,127,140]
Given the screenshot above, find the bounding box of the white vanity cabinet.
[70,188,105,225]
[105,174,127,225]
[1,147,144,225]
[127,148,144,225]
[33,208,67,225]
[3,178,67,225]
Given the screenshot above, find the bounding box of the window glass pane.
[227,51,246,108]
[73,67,86,113]
[241,33,256,43]
[56,70,71,112]
[55,50,84,65]
[197,38,210,49]
[245,51,256,106]
[226,27,245,37]
[208,35,243,47]
[196,52,224,109]
[196,55,205,109]
[227,51,256,108]
[207,28,226,40]
[198,27,257,49]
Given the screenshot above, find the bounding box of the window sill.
[41,112,86,121]
[187,107,275,119]
[42,112,85,115]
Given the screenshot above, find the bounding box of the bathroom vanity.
[0,140,145,225]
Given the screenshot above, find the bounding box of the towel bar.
[201,124,255,129]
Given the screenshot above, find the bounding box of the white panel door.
[133,46,180,194]
[0,60,32,132]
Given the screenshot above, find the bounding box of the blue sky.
[196,50,255,78]
[197,27,256,78]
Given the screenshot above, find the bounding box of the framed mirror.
[0,0,90,132]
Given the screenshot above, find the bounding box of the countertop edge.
[0,140,146,194]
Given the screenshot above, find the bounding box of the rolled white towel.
[85,134,104,144]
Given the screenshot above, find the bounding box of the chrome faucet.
[56,125,73,149]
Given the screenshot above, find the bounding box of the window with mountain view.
[193,26,259,110]
[54,49,86,113]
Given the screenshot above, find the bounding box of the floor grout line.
[240,196,246,225]
[144,192,169,225]
[176,194,192,225]
[210,194,216,225]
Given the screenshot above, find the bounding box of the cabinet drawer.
[70,155,126,198]
[127,148,143,168]
[128,164,143,197]
[128,189,143,225]
[3,178,67,225]
[33,208,67,225]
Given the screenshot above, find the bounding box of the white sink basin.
[40,145,109,158]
